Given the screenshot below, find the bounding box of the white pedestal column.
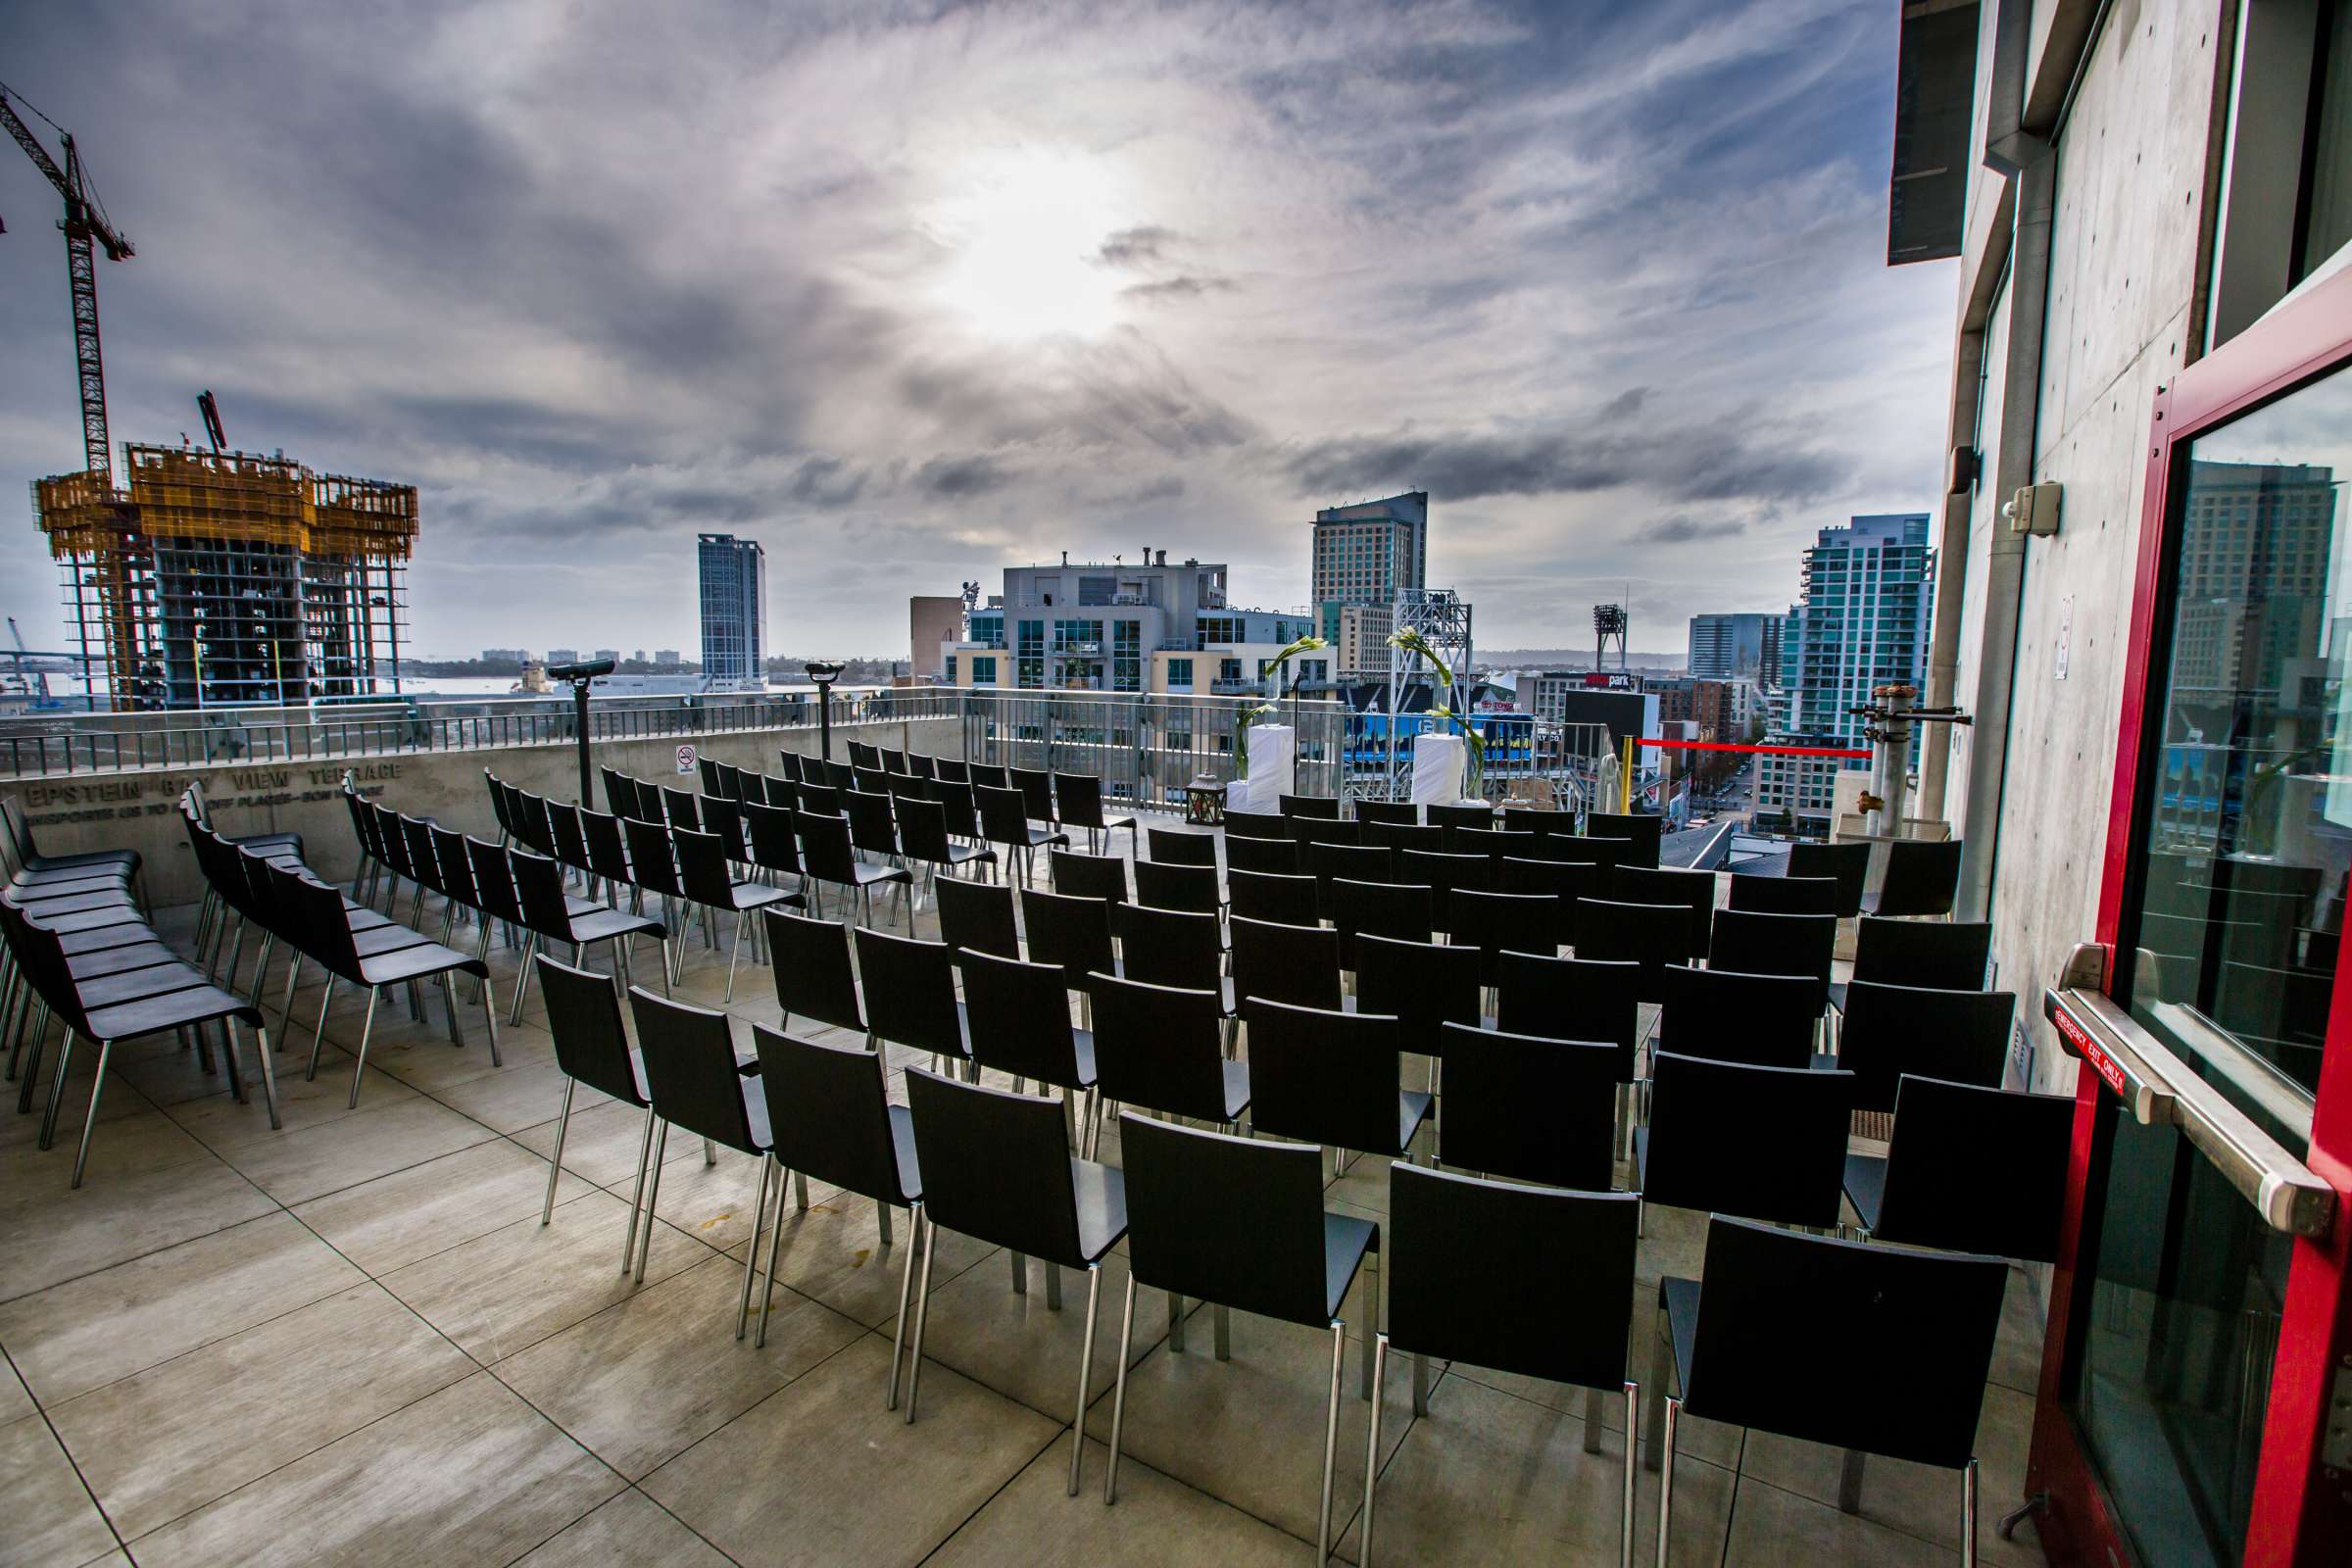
[1410,732,1467,808]
[1230,723,1295,814]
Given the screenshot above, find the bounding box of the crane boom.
[0,90,132,480]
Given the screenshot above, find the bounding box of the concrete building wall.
[908,597,965,679]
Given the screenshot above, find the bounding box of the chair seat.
[8,888,135,916]
[1023,828,1071,850]
[720,880,801,913]
[83,984,260,1043]
[1828,980,1847,1015]
[229,832,304,856]
[73,963,213,1010]
[31,906,150,936]
[8,869,132,898]
[352,938,487,987]
[64,941,181,980]
[933,843,996,868]
[1219,1058,1251,1122]
[886,1102,923,1204]
[1070,1027,1098,1087]
[1841,1151,1887,1234]
[350,924,437,957]
[566,906,670,945]
[1322,1211,1379,1320]
[57,922,163,957]
[1071,1156,1128,1261]
[1397,1089,1435,1154]
[1659,1273,1702,1392]
[841,862,912,890]
[24,847,139,874]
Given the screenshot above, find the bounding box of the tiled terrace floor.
[3,824,2048,1566]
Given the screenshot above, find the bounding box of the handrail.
[2044,983,2334,1238]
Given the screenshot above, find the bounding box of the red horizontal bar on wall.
[1633,737,1872,760]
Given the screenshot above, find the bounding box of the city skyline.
[0,2,1948,661]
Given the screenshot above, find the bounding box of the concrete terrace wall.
[2,715,965,907]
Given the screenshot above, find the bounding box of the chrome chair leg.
[757,1154,793,1349]
[36,1028,76,1148]
[635,1120,669,1283]
[542,1078,575,1225]
[1067,1261,1103,1496]
[887,1204,924,1410]
[903,1206,943,1424]
[620,1104,657,1273]
[735,1152,773,1341]
[1362,1332,1390,1567]
[1619,1381,1640,1568]
[1316,1319,1345,1567]
[1655,1396,1683,1567]
[1103,1271,1139,1503]
[307,978,336,1079]
[68,1037,114,1188]
[1963,1456,1980,1567]
[345,988,382,1109]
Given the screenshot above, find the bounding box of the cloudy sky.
[0,0,1955,662]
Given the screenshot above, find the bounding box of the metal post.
[569,675,594,806]
[1865,682,1916,838]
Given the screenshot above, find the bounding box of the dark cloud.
[1598,387,1651,421]
[1283,423,1847,508]
[914,453,1016,499]
[1648,514,1746,542]
[1122,275,1237,300]
[1096,225,1179,268]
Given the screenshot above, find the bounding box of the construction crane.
[7,617,51,702]
[1,84,133,480]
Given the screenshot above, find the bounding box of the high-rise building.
[1686,612,1783,685]
[479,648,527,664]
[592,649,620,664]
[1311,491,1428,608]
[697,533,766,691]
[653,649,682,668]
[1754,513,1935,828]
[545,648,579,666]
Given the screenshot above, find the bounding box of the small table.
[1184,777,1228,825]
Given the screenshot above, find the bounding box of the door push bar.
[2044,944,2334,1239]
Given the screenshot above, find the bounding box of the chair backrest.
[1353,934,1483,1037]
[1727,873,1839,916]
[1307,843,1394,911]
[843,789,899,858]
[399,814,442,893]
[740,800,803,878]
[1331,879,1433,967]
[763,907,865,1033]
[661,785,702,833]
[1219,810,1291,842]
[1291,816,1362,849]
[701,795,751,862]
[1872,838,1965,917]
[1497,857,1602,905]
[1610,865,1713,959]
[1500,807,1575,837]
[1448,825,1535,861]
[1449,889,1563,982]
[925,777,981,841]
[1011,766,1057,824]
[1278,792,1341,819]
[894,797,956,865]
[1492,952,1640,1079]
[1230,915,1343,1011]
[537,954,647,1105]
[1365,820,1446,855]
[466,835,525,924]
[853,926,964,1059]
[1224,835,1300,876]
[1681,1215,2006,1469]
[429,825,481,912]
[628,987,762,1154]
[622,816,684,898]
[1387,1162,1637,1387]
[1656,964,1821,1069]
[1434,1025,1621,1191]
[1852,917,1993,991]
[852,767,891,798]
[1399,850,1490,920]
[906,1067,1091,1265]
[672,827,740,907]
[1111,903,1224,993]
[1054,771,1112,831]
[580,809,634,886]
[1838,981,2017,1111]
[1020,887,1117,995]
[1135,859,1219,916]
[824,759,858,791]
[774,750,805,783]
[1146,827,1217,867]
[799,782,844,817]
[601,766,636,819]
[760,773,799,811]
[908,753,938,780]
[1569,897,1689,1002]
[935,756,970,785]
[848,739,881,771]
[956,948,1088,1089]
[510,848,582,939]
[755,1026,913,1206]
[795,809,859,885]
[976,784,1034,847]
[1787,841,1870,916]
[1245,997,1410,1154]
[1707,909,1836,1004]
[1050,849,1129,905]
[1426,803,1494,834]
[1351,798,1418,826]
[1118,1114,1333,1327]
[698,757,724,796]
[967,761,1010,791]
[546,801,592,873]
[935,873,1020,960]
[1584,811,1661,869]
[1524,833,1621,871]
[1228,868,1319,928]
[1642,1051,1852,1227]
[882,749,909,776]
[1090,974,1232,1122]
[1875,1075,2073,1261]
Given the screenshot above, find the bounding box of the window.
[1166,658,1194,688]
[970,656,997,685]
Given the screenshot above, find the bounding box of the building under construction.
[32,443,416,711]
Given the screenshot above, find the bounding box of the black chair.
[896,796,996,895]
[1654,964,1820,1068]
[1491,952,1642,1150]
[799,809,911,927]
[848,739,882,771]
[1647,1217,2007,1562]
[979,784,1068,885]
[1353,935,1484,1052]
[935,873,1020,960]
[1278,792,1341,820]
[1228,868,1319,928]
[1363,1164,1642,1568]
[799,782,845,817]
[580,809,638,909]
[1050,849,1130,906]
[935,758,972,786]
[1585,811,1661,869]
[535,955,658,1263]
[852,766,892,800]
[1435,1023,1621,1194]
[1832,981,2017,1112]
[1498,857,1603,904]
[1426,803,1493,834]
[1447,825,1535,861]
[764,907,866,1036]
[740,799,807,895]
[1843,1075,2072,1260]
[1230,916,1342,1011]
[1055,772,1138,858]
[1727,873,1839,915]
[1110,904,1225,999]
[1636,1051,1852,1227]
[1135,860,1220,918]
[627,989,771,1309]
[956,949,1101,1145]
[1523,833,1622,871]
[1400,850,1490,922]
[1219,809,1291,841]
[674,827,800,1002]
[1449,889,1563,983]
[1331,879,1433,971]
[1611,866,1713,961]
[621,814,686,935]
[1308,843,1393,914]
[1364,820,1446,855]
[902,1067,1127,1494]
[843,787,902,865]
[1146,827,1217,867]
[924,777,985,847]
[750,1027,925,1371]
[1291,816,1362,849]
[1245,998,1430,1167]
[1865,838,1966,918]
[1090,973,1249,1127]
[1788,841,1870,917]
[1011,765,1059,830]
[701,794,754,869]
[1022,887,1119,1000]
[1570,897,1689,1001]
[1706,909,1836,1010]
[1500,807,1575,837]
[911,754,944,781]
[1352,799,1418,826]
[1106,1114,1378,1563]
[967,761,1010,792]
[511,846,671,998]
[773,750,805,783]
[857,926,972,1076]
[1224,835,1300,876]
[1838,917,1994,1013]
[660,785,703,833]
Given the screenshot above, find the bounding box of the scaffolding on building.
[32,443,417,710]
[1373,587,1475,800]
